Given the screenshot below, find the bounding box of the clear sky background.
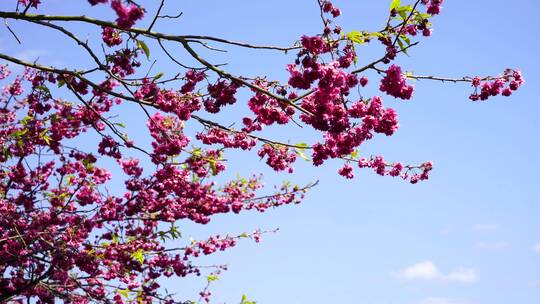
[1,1,539,304]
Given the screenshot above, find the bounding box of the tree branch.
[0,12,299,52]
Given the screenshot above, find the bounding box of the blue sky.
[1,1,539,304]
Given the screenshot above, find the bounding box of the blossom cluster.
[102,27,123,47]
[196,128,257,150]
[0,65,310,302]
[110,0,144,29]
[380,65,414,100]
[469,69,524,101]
[421,0,444,15]
[257,144,297,173]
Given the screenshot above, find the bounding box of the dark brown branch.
[370,65,496,83]
[3,19,22,44]
[0,52,155,107]
[0,12,299,52]
[147,0,165,33]
[157,39,205,70]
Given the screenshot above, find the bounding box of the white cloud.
[395,261,440,280]
[533,243,540,253]
[476,241,510,250]
[394,261,478,283]
[419,298,478,304]
[445,267,479,283]
[474,224,497,232]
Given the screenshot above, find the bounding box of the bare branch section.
[0,12,300,52]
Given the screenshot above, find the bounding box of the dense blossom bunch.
[310,96,399,168]
[298,62,359,133]
[147,112,190,163]
[102,27,123,47]
[180,70,206,94]
[301,35,330,55]
[109,48,140,77]
[135,80,201,120]
[421,0,444,15]
[196,128,257,150]
[257,144,297,173]
[248,84,294,125]
[322,1,342,18]
[110,0,144,29]
[0,0,524,303]
[379,65,414,100]
[204,80,241,113]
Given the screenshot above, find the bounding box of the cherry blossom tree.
[0,0,524,303]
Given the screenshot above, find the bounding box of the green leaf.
[295,149,310,161]
[20,115,32,125]
[396,5,413,14]
[240,294,257,304]
[118,289,130,299]
[207,274,219,282]
[39,128,49,138]
[396,5,413,19]
[2,147,12,160]
[209,158,218,176]
[396,38,409,55]
[401,35,411,46]
[170,225,182,239]
[153,72,164,80]
[293,142,311,161]
[42,135,51,145]
[35,85,50,94]
[11,129,28,139]
[131,249,145,265]
[137,40,150,60]
[346,31,365,44]
[370,32,386,38]
[390,0,401,11]
[239,233,249,238]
